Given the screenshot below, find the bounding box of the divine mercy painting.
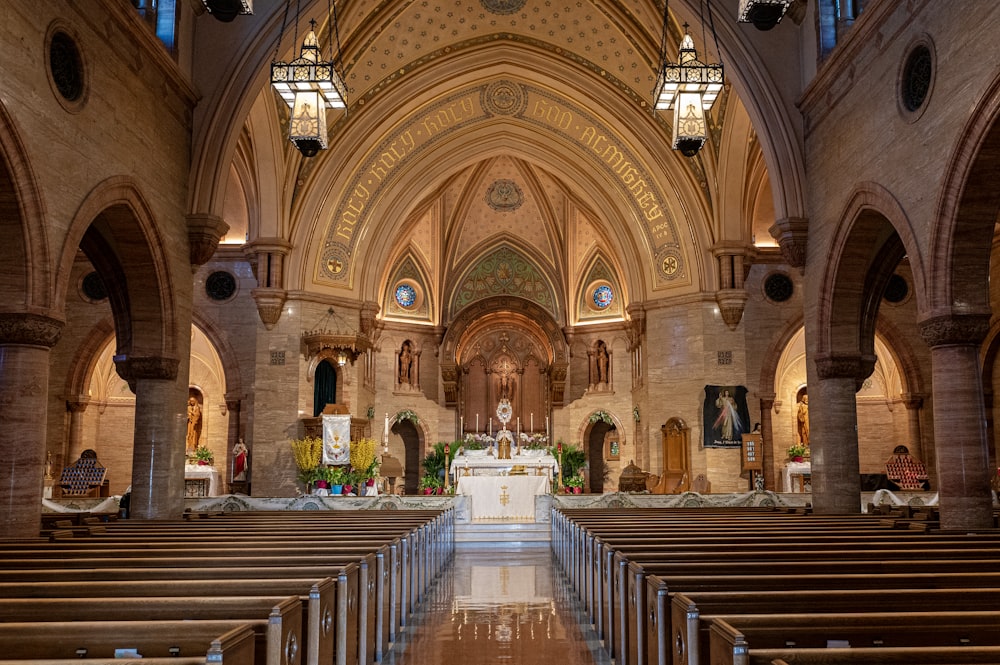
[703,385,750,449]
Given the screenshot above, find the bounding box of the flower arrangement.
[787,443,808,461]
[589,410,614,425]
[463,433,491,449]
[290,435,323,485]
[192,445,214,465]
[418,475,443,494]
[350,437,380,480]
[518,432,549,449]
[563,474,584,493]
[396,409,419,425]
[315,465,345,486]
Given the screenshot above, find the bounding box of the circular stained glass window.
[764,273,794,303]
[395,283,417,309]
[592,284,614,309]
[81,271,107,301]
[883,274,909,304]
[205,271,237,301]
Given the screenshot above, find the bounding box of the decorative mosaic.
[482,80,528,116]
[450,245,557,318]
[592,284,614,309]
[386,256,431,319]
[655,247,685,281]
[485,179,523,212]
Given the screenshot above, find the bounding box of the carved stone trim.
[186,213,230,267]
[814,353,877,389]
[250,288,287,330]
[716,289,749,330]
[918,313,990,348]
[0,313,64,347]
[768,216,809,271]
[115,356,180,384]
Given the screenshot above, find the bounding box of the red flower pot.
[793,456,804,463]
[342,484,353,495]
[197,460,210,466]
[572,487,582,494]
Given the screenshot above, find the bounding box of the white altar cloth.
[782,461,811,493]
[184,464,222,497]
[456,475,550,521]
[450,452,559,479]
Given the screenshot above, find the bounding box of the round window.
[394,283,418,309]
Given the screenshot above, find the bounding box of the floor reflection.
[385,550,609,665]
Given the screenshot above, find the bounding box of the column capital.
[814,352,876,390]
[0,313,63,348]
[901,392,924,410]
[918,313,990,348]
[768,216,808,272]
[115,356,180,392]
[66,398,90,414]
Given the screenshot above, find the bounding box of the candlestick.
[476,413,479,433]
[384,413,389,444]
[489,417,492,437]
[530,412,534,432]
[460,415,464,436]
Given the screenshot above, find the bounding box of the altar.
[184,464,222,497]
[456,475,550,521]
[450,450,559,480]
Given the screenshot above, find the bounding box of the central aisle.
[385,549,610,665]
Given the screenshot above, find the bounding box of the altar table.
[782,460,811,493]
[450,452,559,480]
[456,475,550,521]
[184,464,222,497]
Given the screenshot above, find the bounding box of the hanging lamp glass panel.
[271,28,347,110]
[653,29,723,156]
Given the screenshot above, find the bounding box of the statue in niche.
[186,396,202,452]
[796,394,810,445]
[596,341,610,384]
[398,341,413,385]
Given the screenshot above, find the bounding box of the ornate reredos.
[310,79,692,294]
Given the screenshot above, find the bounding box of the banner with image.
[322,414,351,465]
[703,385,750,449]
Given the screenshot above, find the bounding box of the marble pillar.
[901,393,925,462]
[810,354,874,514]
[920,314,993,531]
[66,398,90,461]
[759,395,776,491]
[117,356,184,520]
[0,313,63,539]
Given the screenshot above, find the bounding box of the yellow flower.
[350,437,378,475]
[290,436,323,472]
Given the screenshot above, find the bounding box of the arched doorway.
[586,421,614,493]
[395,420,422,495]
[313,359,338,417]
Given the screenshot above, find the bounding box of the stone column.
[810,354,875,514]
[66,398,90,460]
[901,393,925,462]
[759,395,776,491]
[919,314,993,530]
[0,313,63,539]
[117,356,184,520]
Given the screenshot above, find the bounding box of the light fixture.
[201,0,252,22]
[737,0,791,31]
[302,307,370,366]
[652,1,724,157]
[270,1,348,158]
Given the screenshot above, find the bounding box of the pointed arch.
[575,251,625,323]
[446,243,560,322]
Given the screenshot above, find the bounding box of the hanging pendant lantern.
[201,0,252,22]
[270,3,348,158]
[737,0,791,31]
[652,2,724,157]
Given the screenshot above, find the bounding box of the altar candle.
[460,415,464,435]
[531,413,534,432]
[476,414,479,432]
[489,418,492,436]
[384,413,389,443]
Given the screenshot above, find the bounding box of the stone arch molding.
[815,182,923,372]
[313,79,686,289]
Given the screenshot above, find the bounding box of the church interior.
[2,0,1000,536]
[8,1,1000,663]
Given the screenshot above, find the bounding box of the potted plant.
[290,435,323,490]
[787,443,808,463]
[315,465,345,494]
[564,475,584,494]
[192,445,214,466]
[418,475,441,495]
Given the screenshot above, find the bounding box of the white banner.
[322,414,351,465]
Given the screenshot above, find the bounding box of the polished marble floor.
[385,550,610,665]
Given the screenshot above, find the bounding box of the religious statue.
[596,341,609,384]
[186,397,202,452]
[398,341,412,385]
[797,394,810,446]
[232,438,249,481]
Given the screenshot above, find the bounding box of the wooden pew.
[710,613,1000,665]
[672,588,1000,665]
[0,621,262,664]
